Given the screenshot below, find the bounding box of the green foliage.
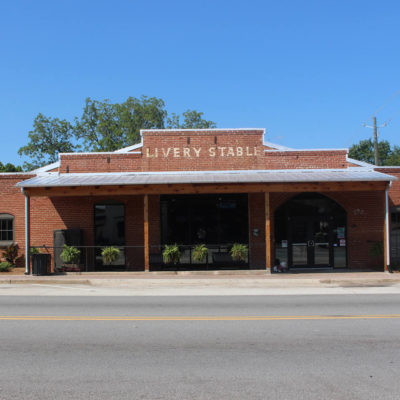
[18,113,77,170]
[0,261,13,272]
[29,247,40,260]
[101,246,120,264]
[230,243,248,262]
[192,244,208,262]
[167,110,216,129]
[18,97,216,168]
[349,139,400,166]
[0,162,23,172]
[162,244,181,264]
[74,96,167,152]
[2,243,19,265]
[60,245,81,264]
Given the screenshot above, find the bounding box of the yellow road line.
[0,314,400,321]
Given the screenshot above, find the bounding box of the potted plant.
[230,243,248,262]
[162,244,181,265]
[101,246,120,265]
[29,247,40,260]
[192,244,208,263]
[60,244,81,271]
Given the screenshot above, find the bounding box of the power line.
[372,88,400,117]
[346,88,400,146]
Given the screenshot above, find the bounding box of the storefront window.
[391,207,400,265]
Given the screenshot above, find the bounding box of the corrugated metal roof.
[17,169,395,188]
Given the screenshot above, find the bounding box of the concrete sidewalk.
[1,271,400,289]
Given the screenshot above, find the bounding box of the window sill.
[0,241,17,249]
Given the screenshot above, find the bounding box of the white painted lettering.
[218,147,226,156]
[227,147,235,157]
[209,147,216,157]
[193,147,201,157]
[162,148,171,157]
[236,147,243,156]
[146,148,154,158]
[173,148,180,158]
[183,148,191,158]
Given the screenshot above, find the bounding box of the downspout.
[385,183,392,273]
[22,189,30,275]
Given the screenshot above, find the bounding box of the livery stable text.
[145,146,260,158]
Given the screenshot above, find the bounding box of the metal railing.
[30,244,253,272]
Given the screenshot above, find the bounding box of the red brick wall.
[59,130,349,173]
[0,174,35,267]
[375,168,400,207]
[269,191,386,270]
[0,173,388,271]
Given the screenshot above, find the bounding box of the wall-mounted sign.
[340,239,346,247]
[337,227,345,239]
[145,146,260,158]
[281,240,288,248]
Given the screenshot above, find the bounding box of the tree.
[348,139,400,166]
[19,96,216,167]
[167,110,216,129]
[74,96,167,152]
[0,162,23,172]
[18,114,76,170]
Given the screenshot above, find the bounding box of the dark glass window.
[0,214,14,242]
[94,204,125,246]
[160,194,248,245]
[391,208,400,264]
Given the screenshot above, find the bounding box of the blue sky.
[1,0,400,165]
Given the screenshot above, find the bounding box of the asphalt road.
[1,295,400,400]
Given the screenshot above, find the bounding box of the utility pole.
[373,116,378,166]
[363,117,386,166]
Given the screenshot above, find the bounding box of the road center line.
[0,314,400,321]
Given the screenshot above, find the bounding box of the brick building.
[0,128,399,273]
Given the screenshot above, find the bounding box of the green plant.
[0,261,14,272]
[101,246,120,265]
[230,243,248,262]
[29,247,40,260]
[60,245,81,264]
[2,243,18,265]
[162,244,181,265]
[192,244,208,262]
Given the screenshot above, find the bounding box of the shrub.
[0,261,14,272]
[101,246,120,265]
[192,244,208,262]
[29,247,40,260]
[60,245,81,264]
[2,243,18,265]
[162,244,181,265]
[230,243,248,262]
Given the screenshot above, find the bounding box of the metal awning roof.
[17,168,396,188]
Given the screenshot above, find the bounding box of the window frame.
[0,213,15,246]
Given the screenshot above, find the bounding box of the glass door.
[289,216,331,267]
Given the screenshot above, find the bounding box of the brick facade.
[0,129,398,272]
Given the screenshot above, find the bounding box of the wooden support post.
[265,192,271,272]
[144,194,149,272]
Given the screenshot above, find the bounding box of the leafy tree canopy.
[19,96,216,169]
[18,113,76,170]
[0,162,23,172]
[348,139,400,166]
